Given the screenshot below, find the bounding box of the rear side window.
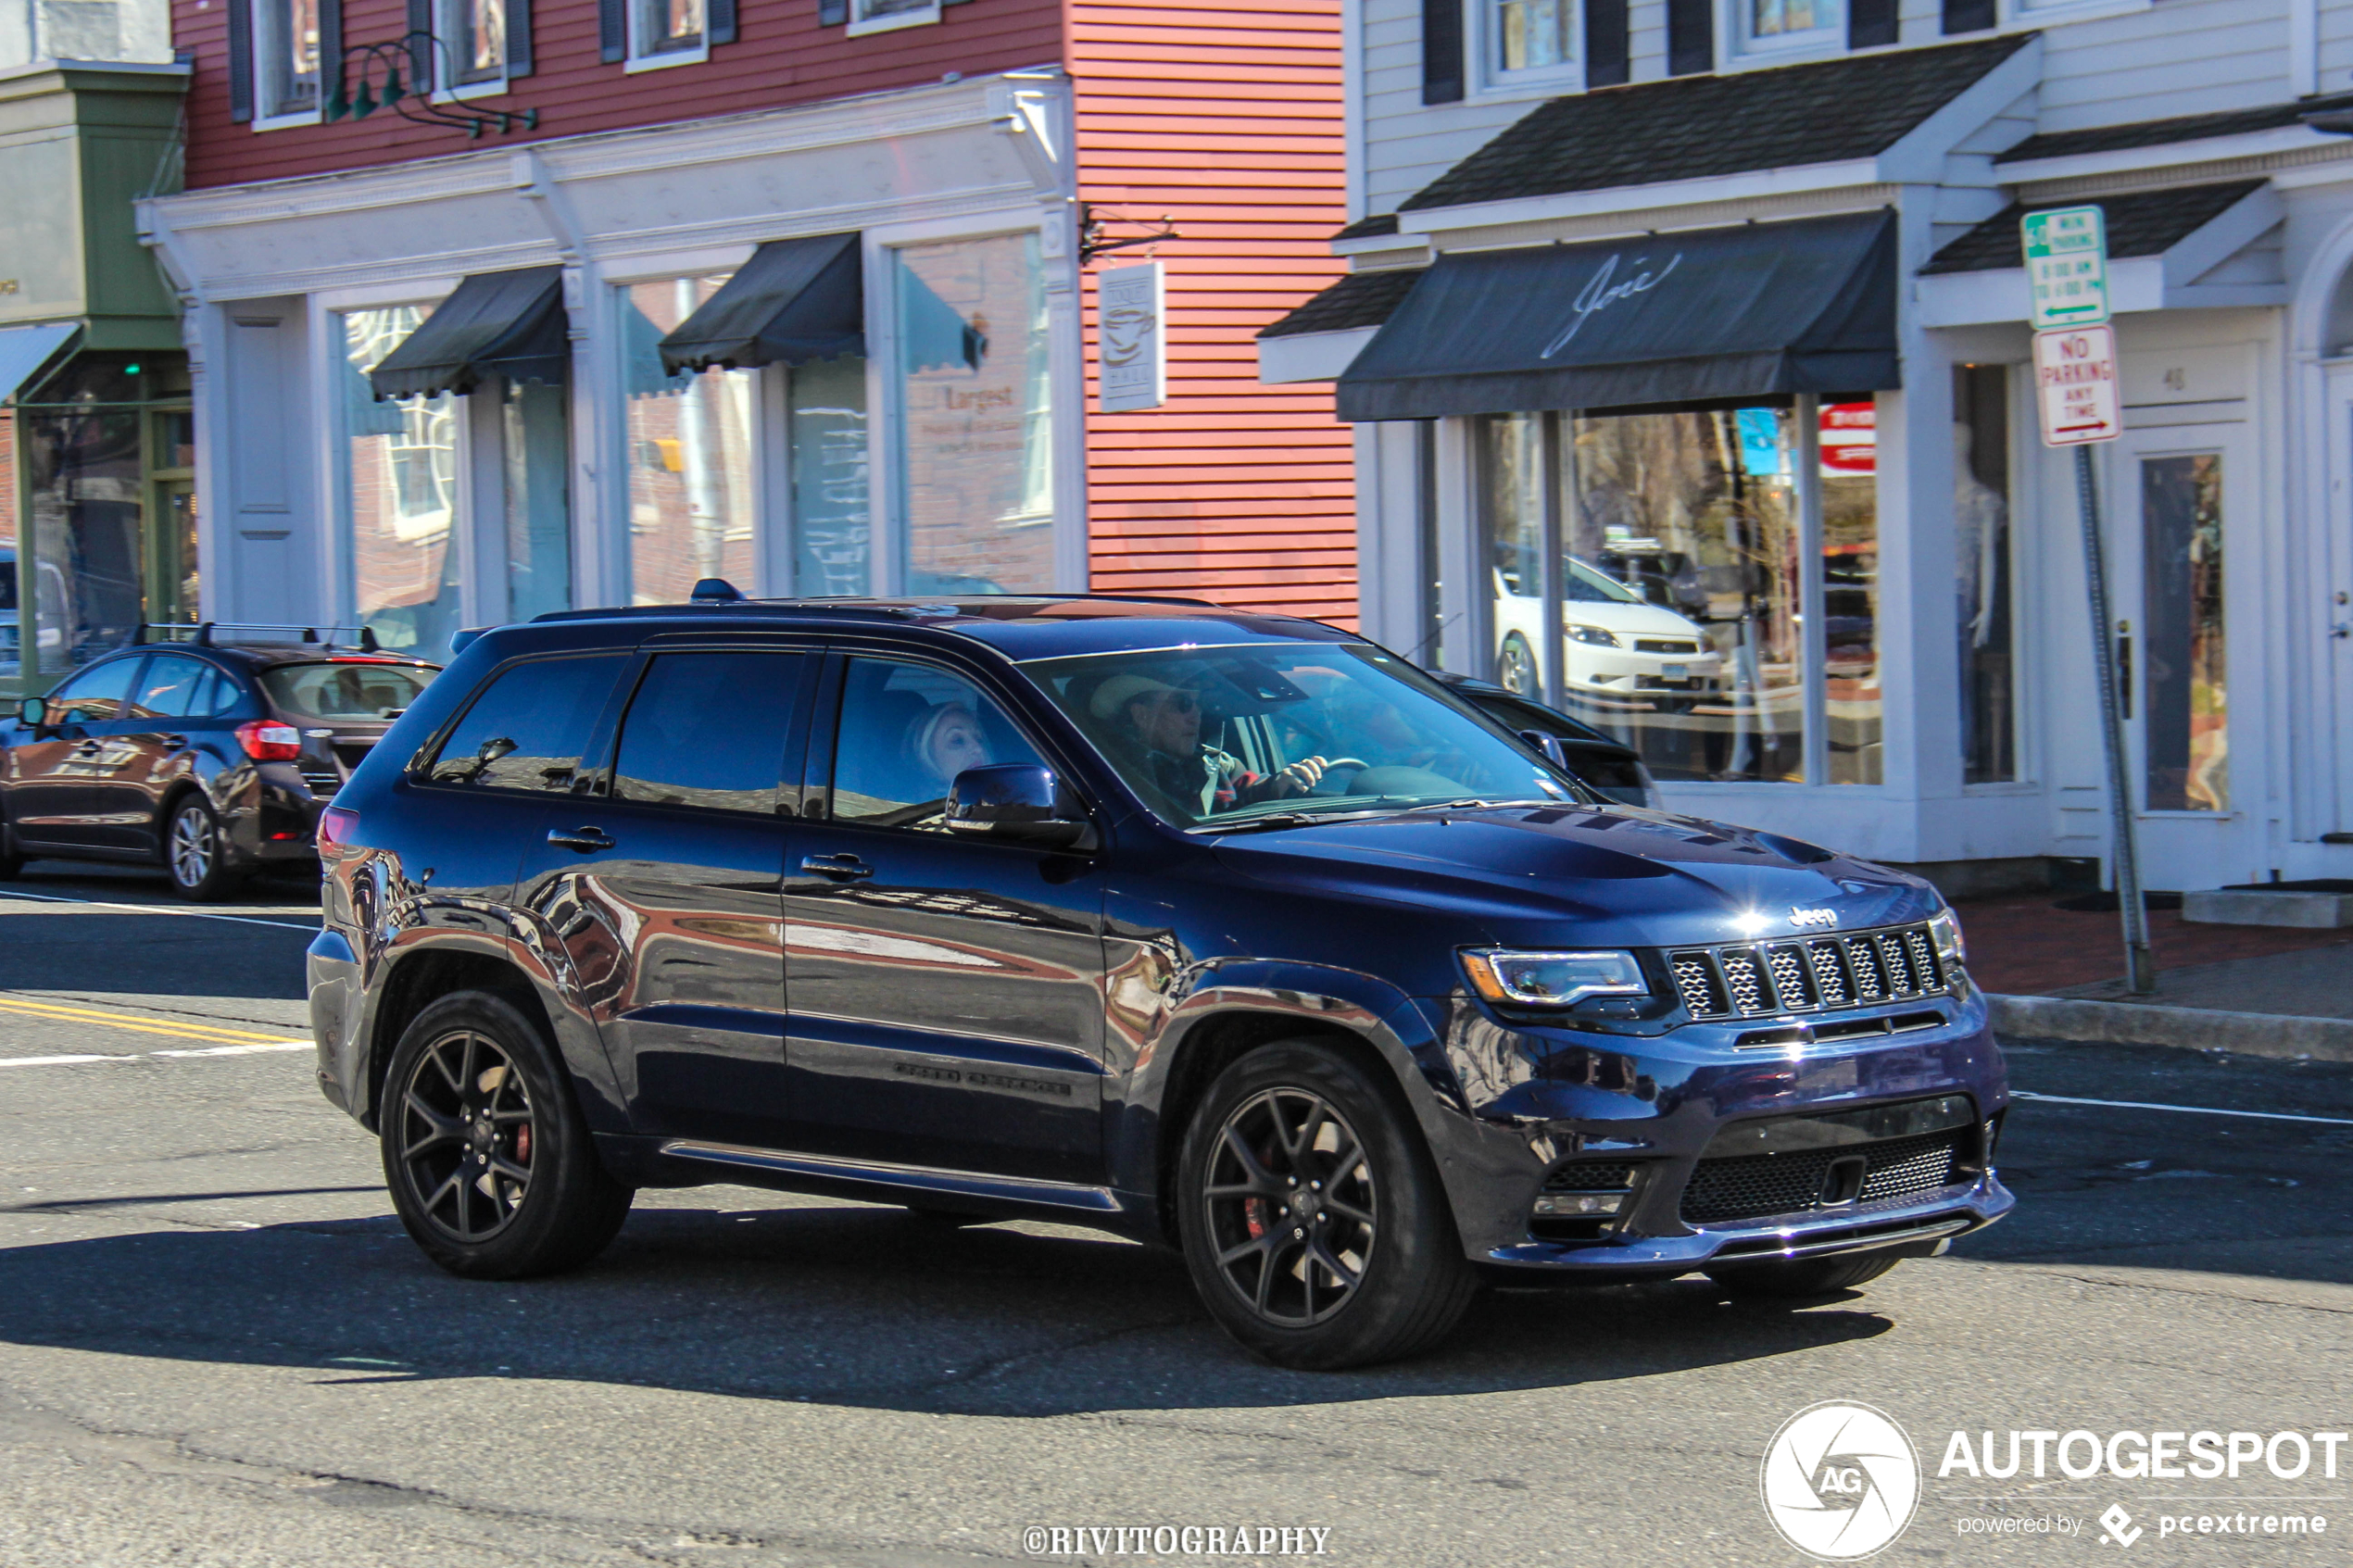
[132,655,211,719]
[262,662,435,721]
[612,651,805,814]
[426,655,626,792]
[829,657,1045,830]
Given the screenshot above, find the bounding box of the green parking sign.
[2023,206,2108,330]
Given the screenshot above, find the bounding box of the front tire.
[163,797,241,901]
[1177,1041,1475,1370]
[1705,1250,1902,1298]
[381,991,633,1279]
[1495,633,1537,696]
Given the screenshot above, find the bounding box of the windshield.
[260,661,435,721]
[1019,642,1581,829]
[1566,557,1643,604]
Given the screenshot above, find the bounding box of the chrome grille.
[1664,922,1952,1021]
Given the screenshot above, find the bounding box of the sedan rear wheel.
[164,797,241,902]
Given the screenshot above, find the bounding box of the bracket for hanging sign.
[325,35,541,138]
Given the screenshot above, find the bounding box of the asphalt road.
[0,860,2347,1567]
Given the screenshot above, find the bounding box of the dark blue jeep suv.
[308,595,2012,1369]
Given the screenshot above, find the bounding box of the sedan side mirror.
[946,763,1093,850]
[17,697,48,729]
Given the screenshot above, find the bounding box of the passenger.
[1092,674,1328,813]
[906,702,991,794]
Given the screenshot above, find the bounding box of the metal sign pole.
[2070,443,2156,993]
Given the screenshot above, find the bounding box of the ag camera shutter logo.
[1761,1401,1921,1560]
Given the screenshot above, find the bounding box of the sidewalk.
[1955,891,2353,1060]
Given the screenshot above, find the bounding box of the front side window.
[894,233,1054,594]
[829,658,1045,831]
[425,654,625,791]
[635,0,704,58]
[256,0,321,117]
[1023,643,1574,829]
[612,651,804,814]
[45,658,140,723]
[623,278,756,605]
[1494,0,1574,74]
[341,307,462,656]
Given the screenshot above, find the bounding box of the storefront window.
[1955,366,2014,784]
[342,307,461,655]
[788,356,871,596]
[2143,454,2226,811]
[1481,413,1546,696]
[501,378,571,622]
[1820,401,1881,784]
[1,417,17,681]
[624,278,757,605]
[894,233,1053,594]
[1557,408,1806,782]
[19,406,144,676]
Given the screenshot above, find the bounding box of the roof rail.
[145,621,384,653]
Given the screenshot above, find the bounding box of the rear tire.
[1177,1040,1475,1370]
[381,991,633,1279]
[1705,1250,1902,1298]
[163,797,242,902]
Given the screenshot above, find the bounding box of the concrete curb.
[1990,993,2353,1063]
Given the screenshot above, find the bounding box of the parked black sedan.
[1428,671,1665,809]
[2,632,439,898]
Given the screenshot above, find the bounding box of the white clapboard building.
[1262,0,2353,897]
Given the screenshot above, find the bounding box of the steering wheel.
[1305,758,1373,796]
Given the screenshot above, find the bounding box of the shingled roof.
[1398,34,2033,214]
[1259,270,1428,340]
[1332,213,1402,243]
[1921,181,2267,274]
[1997,93,2353,164]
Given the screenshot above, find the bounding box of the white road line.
[2012,1089,2353,1127]
[150,1042,311,1058]
[0,887,319,932]
[0,1042,311,1070]
[0,1053,132,1068]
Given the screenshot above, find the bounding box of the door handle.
[799,853,872,882]
[69,741,103,758]
[547,826,615,853]
[158,734,186,750]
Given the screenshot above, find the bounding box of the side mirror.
[946,763,1092,850]
[17,697,48,729]
[1517,728,1569,769]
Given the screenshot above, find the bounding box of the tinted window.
[133,655,210,719]
[427,655,626,791]
[46,658,141,722]
[190,665,245,718]
[830,658,1044,830]
[612,652,803,814]
[261,661,435,721]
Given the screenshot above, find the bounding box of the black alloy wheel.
[1178,1041,1476,1370]
[396,1026,538,1245]
[1202,1087,1378,1328]
[381,991,633,1278]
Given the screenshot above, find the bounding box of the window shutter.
[508,0,533,76]
[817,0,846,24]
[1665,0,1712,75]
[320,0,343,106]
[1941,0,1995,31]
[1420,0,1463,105]
[1584,0,1628,86]
[227,0,254,121]
[600,0,626,61]
[709,0,735,44]
[406,0,434,92]
[1849,0,1896,47]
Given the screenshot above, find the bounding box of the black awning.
[370,266,568,400]
[1335,210,1898,421]
[658,232,864,374]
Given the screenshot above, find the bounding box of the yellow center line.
[0,994,308,1047]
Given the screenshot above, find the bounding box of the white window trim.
[2001,0,2149,29]
[1468,0,1583,101]
[247,0,324,132]
[624,0,711,72]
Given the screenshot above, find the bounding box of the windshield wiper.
[1190,808,1390,835]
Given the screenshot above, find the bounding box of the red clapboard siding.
[1069,0,1353,626]
[176,0,1064,188]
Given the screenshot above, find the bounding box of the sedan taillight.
[236,720,303,761]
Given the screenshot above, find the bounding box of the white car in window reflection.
[1491,558,1724,709]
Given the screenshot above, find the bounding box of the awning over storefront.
[1335,210,1899,421]
[659,232,864,374]
[0,322,82,405]
[370,267,568,400]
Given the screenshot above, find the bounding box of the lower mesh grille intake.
[1664,922,1952,1020]
[1541,1161,1637,1193]
[1681,1130,1965,1224]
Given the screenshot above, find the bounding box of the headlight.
[1461,948,1649,1008]
[1929,909,1967,968]
[1567,624,1620,647]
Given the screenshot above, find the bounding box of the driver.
[1093,674,1330,813]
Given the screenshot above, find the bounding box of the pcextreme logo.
[1762,1401,1922,1561]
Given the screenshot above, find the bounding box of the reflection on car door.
[97,653,212,854]
[512,646,812,1149]
[782,652,1108,1185]
[9,656,145,850]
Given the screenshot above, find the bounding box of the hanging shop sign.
[1097,262,1165,413]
